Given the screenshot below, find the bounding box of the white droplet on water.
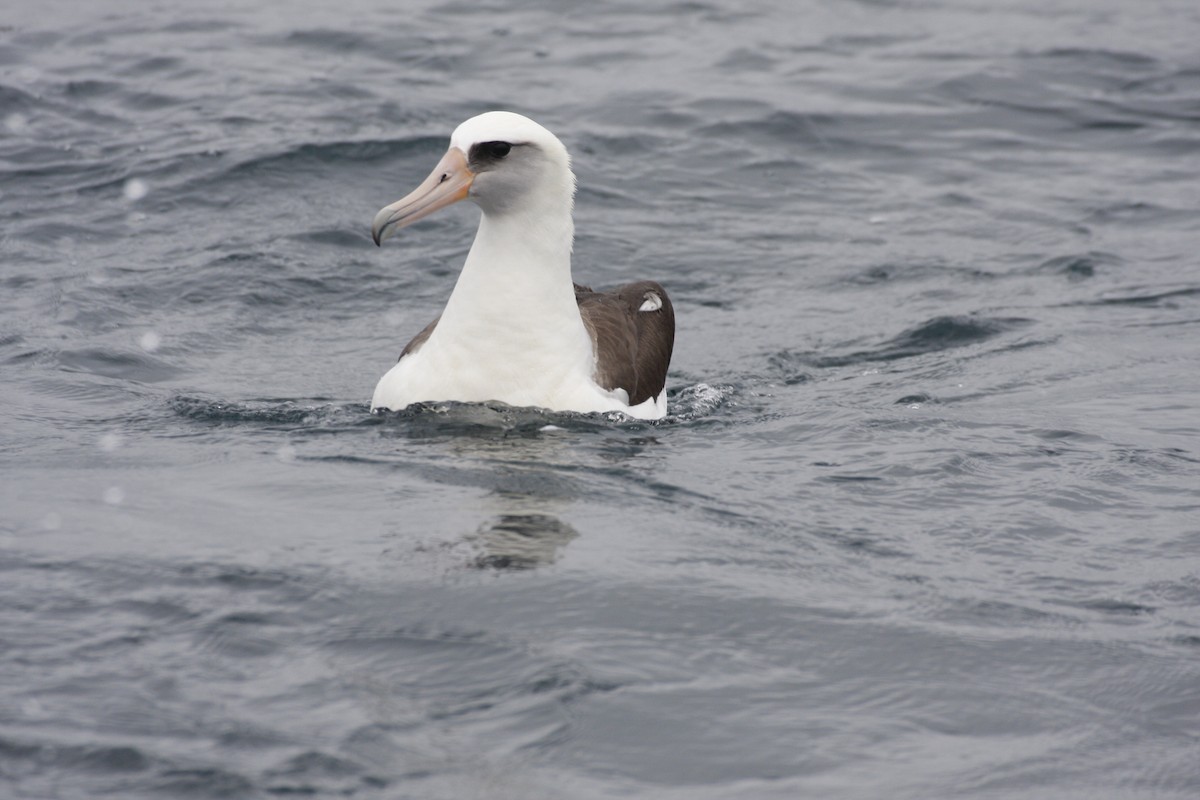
[139,331,161,352]
[123,178,149,201]
[103,486,125,506]
[99,432,122,452]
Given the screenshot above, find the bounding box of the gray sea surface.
[3,0,1200,797]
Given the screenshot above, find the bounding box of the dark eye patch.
[484,141,511,159]
[470,141,513,165]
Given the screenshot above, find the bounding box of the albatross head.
[372,111,576,246]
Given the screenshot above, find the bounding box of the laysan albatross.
[370,111,675,420]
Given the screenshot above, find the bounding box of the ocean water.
[3,0,1200,797]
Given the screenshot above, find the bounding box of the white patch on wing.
[638,292,662,312]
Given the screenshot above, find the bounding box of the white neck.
[437,202,581,348]
[394,197,601,415]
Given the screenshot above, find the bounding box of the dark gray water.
[3,0,1200,797]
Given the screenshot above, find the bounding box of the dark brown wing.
[576,280,675,405]
[398,316,439,361]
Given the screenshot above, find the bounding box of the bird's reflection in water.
[389,403,659,570]
[467,510,579,570]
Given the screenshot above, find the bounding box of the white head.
[372,111,576,245]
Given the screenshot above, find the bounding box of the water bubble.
[103,486,125,506]
[4,113,28,134]
[99,432,122,452]
[41,512,62,531]
[139,331,161,352]
[123,178,149,201]
[276,444,297,463]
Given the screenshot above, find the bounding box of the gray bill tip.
[371,206,399,246]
